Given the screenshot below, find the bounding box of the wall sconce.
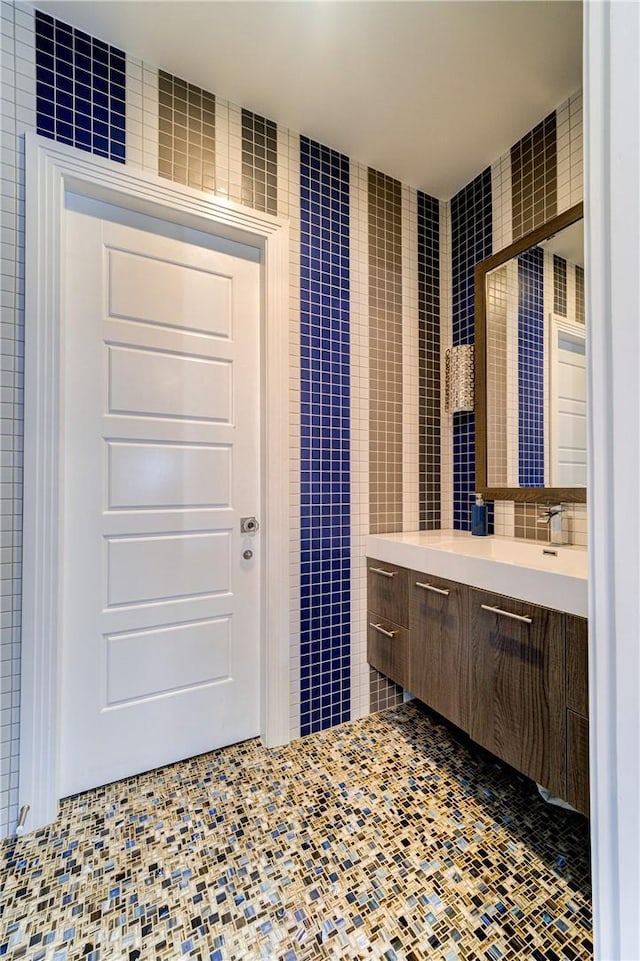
[445,344,474,413]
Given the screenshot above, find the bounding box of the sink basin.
[366,530,587,616]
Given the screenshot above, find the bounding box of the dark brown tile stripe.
[369,666,403,712]
[554,255,567,316]
[368,168,403,537]
[158,70,215,192]
[511,112,557,241]
[575,265,585,324]
[241,109,278,215]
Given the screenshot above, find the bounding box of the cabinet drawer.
[367,559,409,628]
[468,589,566,798]
[367,614,409,689]
[566,615,588,717]
[409,573,468,731]
[567,710,590,816]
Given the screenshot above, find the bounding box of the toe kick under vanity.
[367,531,589,816]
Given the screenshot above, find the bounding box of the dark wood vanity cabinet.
[565,616,590,815]
[468,589,566,799]
[409,573,469,731]
[366,557,590,814]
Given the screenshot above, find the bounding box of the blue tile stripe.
[450,169,492,530]
[518,248,545,486]
[299,138,351,736]
[417,192,441,530]
[35,11,126,163]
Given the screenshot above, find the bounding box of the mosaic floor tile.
[1,702,591,960]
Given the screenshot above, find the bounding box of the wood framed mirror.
[475,202,586,503]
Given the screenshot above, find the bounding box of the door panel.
[105,531,230,606]
[60,203,261,796]
[107,442,231,510]
[107,247,232,337]
[108,346,232,422]
[105,618,231,705]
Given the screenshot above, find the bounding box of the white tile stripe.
[141,63,158,175]
[282,129,301,739]
[350,160,371,722]
[124,55,143,171]
[0,0,35,838]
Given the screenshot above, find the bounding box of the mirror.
[475,203,586,503]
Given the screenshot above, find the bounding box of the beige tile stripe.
[157,71,215,192]
[368,168,403,535]
[367,168,404,712]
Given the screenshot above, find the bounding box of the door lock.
[240,516,259,534]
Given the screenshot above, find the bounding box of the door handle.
[480,604,532,625]
[415,581,450,596]
[368,567,396,578]
[369,622,396,639]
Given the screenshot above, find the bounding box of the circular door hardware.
[240,516,260,534]
[243,549,254,560]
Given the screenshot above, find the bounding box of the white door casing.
[20,135,290,832]
[60,201,261,795]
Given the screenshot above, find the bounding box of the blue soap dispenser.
[472,493,488,536]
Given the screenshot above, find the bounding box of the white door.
[59,196,261,796]
[550,315,587,487]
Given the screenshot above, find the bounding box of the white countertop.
[366,530,588,617]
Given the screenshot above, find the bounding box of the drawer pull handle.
[481,604,532,625]
[370,622,397,639]
[369,567,396,579]
[416,581,450,596]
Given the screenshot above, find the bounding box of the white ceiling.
[32,1,583,198]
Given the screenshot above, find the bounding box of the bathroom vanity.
[366,531,589,815]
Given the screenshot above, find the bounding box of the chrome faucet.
[538,505,568,545]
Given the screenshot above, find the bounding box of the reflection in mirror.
[485,218,585,490]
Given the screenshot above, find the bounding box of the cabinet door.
[566,615,589,717]
[409,573,468,731]
[469,589,566,798]
[367,559,409,628]
[367,614,409,689]
[566,709,590,816]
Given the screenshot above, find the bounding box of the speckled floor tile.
[1,702,592,960]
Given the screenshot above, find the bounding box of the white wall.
[585,2,640,958]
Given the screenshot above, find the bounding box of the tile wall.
[0,0,586,837]
[454,90,585,541]
[157,71,215,192]
[34,9,125,163]
[0,2,439,835]
[518,247,545,488]
[299,138,351,735]
[450,169,493,531]
[417,193,441,530]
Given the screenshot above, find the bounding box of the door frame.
[19,134,291,833]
